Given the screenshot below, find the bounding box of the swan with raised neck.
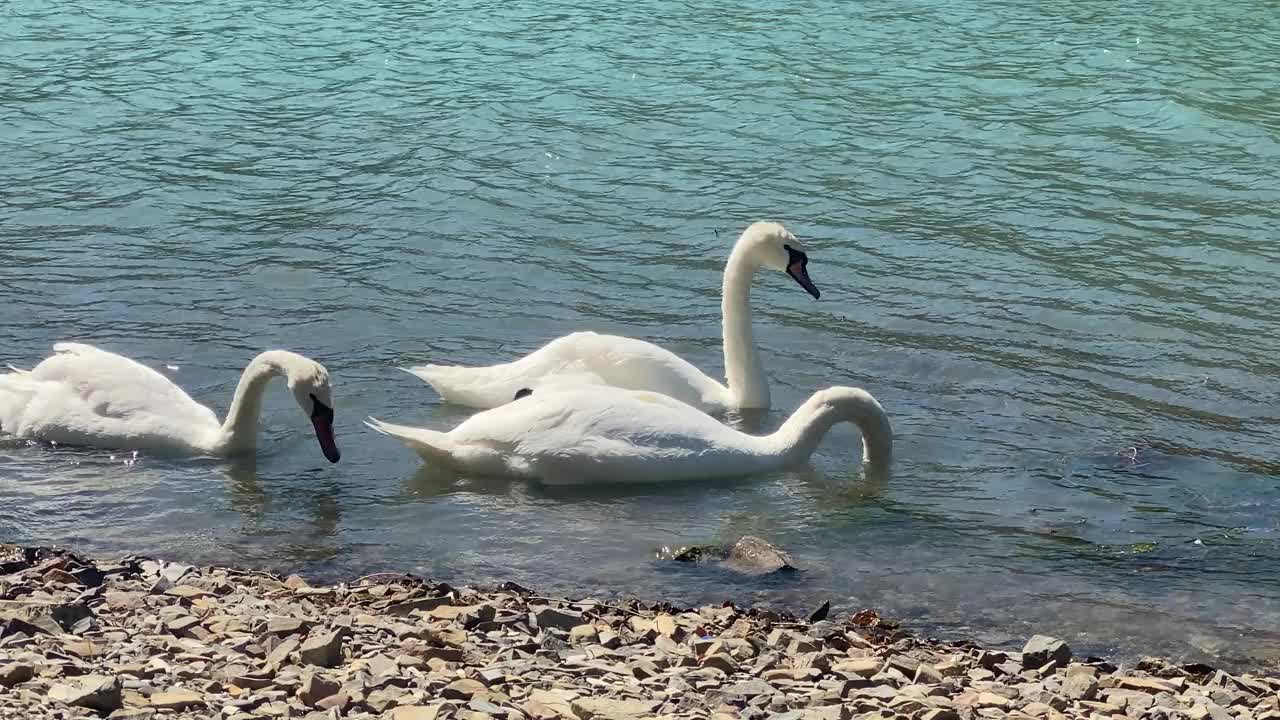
[406,221,821,412]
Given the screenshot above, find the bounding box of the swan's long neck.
[722,245,768,408]
[767,388,893,473]
[217,352,290,453]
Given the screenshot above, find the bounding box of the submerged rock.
[724,535,797,575]
[656,534,798,576]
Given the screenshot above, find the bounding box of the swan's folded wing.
[448,387,743,483]
[29,343,218,428]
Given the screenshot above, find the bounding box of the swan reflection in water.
[221,455,346,566]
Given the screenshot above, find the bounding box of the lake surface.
[3,0,1279,668]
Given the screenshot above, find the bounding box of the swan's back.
[411,331,730,410]
[562,333,729,407]
[0,343,219,449]
[450,386,770,484]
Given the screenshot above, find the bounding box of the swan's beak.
[310,400,341,463]
[786,247,821,299]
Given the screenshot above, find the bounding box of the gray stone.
[367,686,409,712]
[387,706,447,720]
[48,674,123,712]
[1063,672,1098,700]
[0,662,34,687]
[533,607,584,632]
[159,562,194,585]
[570,697,660,720]
[1019,686,1068,711]
[265,636,301,668]
[913,664,943,685]
[701,653,739,675]
[1021,635,1071,671]
[108,709,157,720]
[298,673,341,707]
[148,690,205,711]
[722,536,797,575]
[385,596,454,616]
[266,616,309,636]
[442,678,486,701]
[298,630,344,667]
[723,679,778,698]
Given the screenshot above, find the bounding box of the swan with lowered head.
[406,221,821,413]
[0,343,341,462]
[365,384,890,485]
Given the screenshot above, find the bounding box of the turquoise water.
[3,0,1280,667]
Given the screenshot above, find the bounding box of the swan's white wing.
[0,343,219,449]
[448,386,764,484]
[408,331,730,411]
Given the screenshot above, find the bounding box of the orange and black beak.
[309,394,341,463]
[785,245,820,299]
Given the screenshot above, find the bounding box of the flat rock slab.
[48,675,123,712]
[149,690,205,710]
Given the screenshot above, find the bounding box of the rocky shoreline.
[0,545,1276,720]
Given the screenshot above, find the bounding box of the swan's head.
[285,360,341,464]
[737,221,820,299]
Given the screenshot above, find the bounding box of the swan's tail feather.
[403,364,530,408]
[6,365,29,374]
[404,333,612,408]
[365,416,457,462]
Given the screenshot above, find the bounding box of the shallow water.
[3,0,1280,668]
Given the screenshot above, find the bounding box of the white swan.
[0,343,341,462]
[406,221,821,412]
[365,384,890,485]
